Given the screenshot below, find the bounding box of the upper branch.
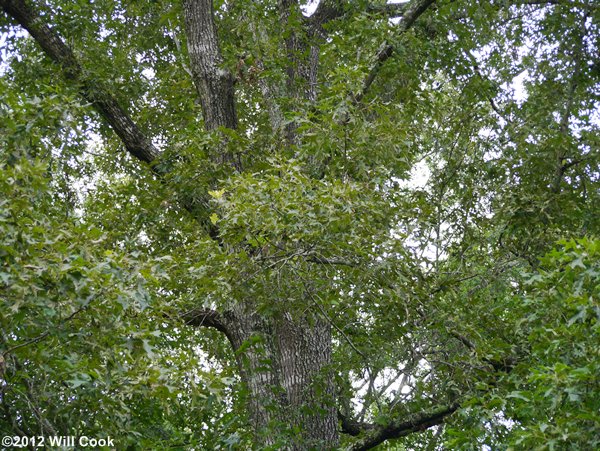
[308,1,410,29]
[353,0,436,104]
[182,0,237,132]
[0,0,160,165]
[308,0,345,28]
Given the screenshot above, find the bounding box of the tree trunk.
[182,1,337,446]
[226,307,339,449]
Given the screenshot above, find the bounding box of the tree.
[0,0,598,449]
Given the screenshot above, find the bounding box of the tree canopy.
[0,0,598,449]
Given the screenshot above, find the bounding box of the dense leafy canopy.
[0,0,598,449]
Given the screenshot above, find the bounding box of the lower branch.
[347,402,460,451]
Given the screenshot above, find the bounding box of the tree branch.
[1,0,224,239]
[348,402,460,451]
[0,0,160,165]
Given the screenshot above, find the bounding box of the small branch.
[561,156,589,171]
[552,11,587,193]
[306,255,358,267]
[181,307,242,353]
[447,330,475,350]
[2,295,97,358]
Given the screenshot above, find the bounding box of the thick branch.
[0,0,160,165]
[348,403,459,451]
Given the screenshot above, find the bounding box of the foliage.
[444,238,600,450]
[1,0,599,449]
[505,238,600,450]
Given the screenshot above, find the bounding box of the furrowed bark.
[0,0,160,165]
[275,314,338,448]
[182,0,237,132]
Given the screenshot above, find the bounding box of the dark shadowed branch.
[339,410,376,436]
[182,308,230,335]
[347,402,460,451]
